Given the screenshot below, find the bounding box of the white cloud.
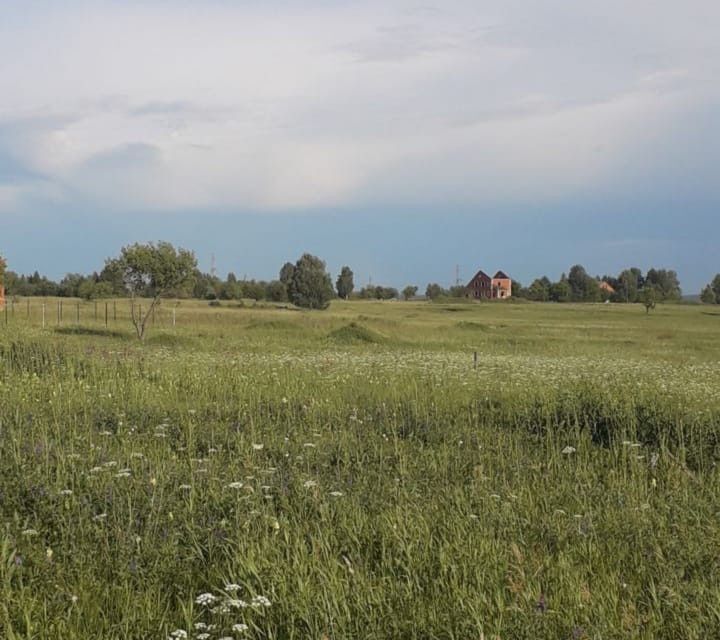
[0,0,718,214]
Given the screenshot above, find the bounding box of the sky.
[1,0,719,292]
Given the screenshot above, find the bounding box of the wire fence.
[0,298,180,330]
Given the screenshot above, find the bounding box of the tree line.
[424,264,685,305]
[3,245,719,309]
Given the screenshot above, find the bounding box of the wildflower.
[227,482,244,489]
[195,593,217,606]
[70,594,78,604]
[59,489,73,495]
[233,623,249,633]
[179,484,192,490]
[169,631,187,639]
[303,480,318,489]
[561,446,576,455]
[46,547,53,560]
[226,598,248,609]
[194,623,208,630]
[251,595,271,607]
[115,471,131,478]
[225,583,242,592]
[21,529,38,536]
[329,491,344,497]
[197,635,210,640]
[212,603,231,615]
[252,443,264,450]
[93,513,107,521]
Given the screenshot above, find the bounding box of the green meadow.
[2,299,720,639]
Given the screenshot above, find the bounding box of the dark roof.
[493,270,509,279]
[467,270,491,286]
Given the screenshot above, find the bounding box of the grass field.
[1,298,720,639]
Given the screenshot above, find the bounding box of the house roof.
[470,269,491,282]
[467,270,492,286]
[493,270,509,279]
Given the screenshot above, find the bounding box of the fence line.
[1,299,186,330]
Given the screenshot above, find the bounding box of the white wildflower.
[225,583,242,592]
[195,592,217,606]
[251,595,271,607]
[561,446,576,455]
[303,480,317,489]
[226,482,244,489]
[329,491,344,497]
[226,598,248,609]
[252,443,264,450]
[232,623,249,633]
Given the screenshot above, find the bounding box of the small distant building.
[467,269,512,300]
[492,270,512,299]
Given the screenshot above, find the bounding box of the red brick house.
[466,270,492,299]
[492,271,512,299]
[467,269,512,300]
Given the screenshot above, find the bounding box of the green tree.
[583,277,601,303]
[640,286,658,314]
[567,265,588,301]
[266,280,288,302]
[402,285,418,300]
[527,277,550,302]
[279,262,295,286]
[511,280,525,298]
[618,268,643,303]
[287,253,334,309]
[99,259,127,295]
[549,279,571,303]
[425,283,446,300]
[336,266,354,300]
[0,255,6,286]
[700,284,717,304]
[113,242,197,340]
[645,268,681,301]
[711,274,720,303]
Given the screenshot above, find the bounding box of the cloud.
[0,0,718,215]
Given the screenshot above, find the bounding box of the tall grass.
[1,301,720,639]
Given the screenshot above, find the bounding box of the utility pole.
[455,264,461,287]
